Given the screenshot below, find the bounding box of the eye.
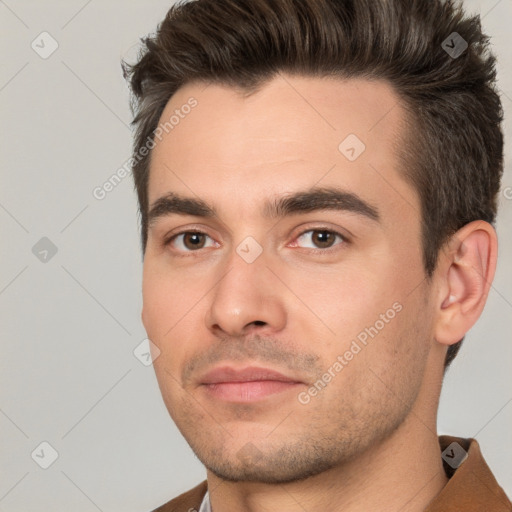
[164,231,217,252]
[291,229,347,251]
[164,227,348,255]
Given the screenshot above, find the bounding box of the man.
[122,0,511,510]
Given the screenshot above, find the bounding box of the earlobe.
[434,221,497,346]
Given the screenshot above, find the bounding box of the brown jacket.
[152,436,511,511]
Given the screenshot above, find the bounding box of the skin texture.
[141,74,497,511]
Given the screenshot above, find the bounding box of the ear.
[433,220,498,346]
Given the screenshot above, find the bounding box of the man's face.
[142,75,436,483]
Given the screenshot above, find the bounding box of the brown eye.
[182,232,206,250]
[166,231,215,252]
[311,231,337,248]
[295,229,346,250]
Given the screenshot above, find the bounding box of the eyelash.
[163,228,349,256]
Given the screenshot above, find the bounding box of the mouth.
[199,365,304,402]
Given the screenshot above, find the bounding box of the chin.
[196,442,341,484]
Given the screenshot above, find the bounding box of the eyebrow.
[147,186,380,228]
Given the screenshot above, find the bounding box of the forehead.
[147,74,418,224]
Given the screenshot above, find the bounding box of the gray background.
[0,1,510,511]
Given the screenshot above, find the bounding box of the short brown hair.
[122,0,504,369]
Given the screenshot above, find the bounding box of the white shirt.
[198,490,211,512]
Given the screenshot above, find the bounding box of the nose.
[204,244,287,338]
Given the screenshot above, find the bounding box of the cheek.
[142,266,190,376]
[295,254,426,367]
[289,264,392,343]
[357,284,432,393]
[142,262,220,382]
[142,268,194,412]
[142,261,204,338]
[141,273,173,340]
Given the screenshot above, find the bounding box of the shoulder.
[151,480,208,512]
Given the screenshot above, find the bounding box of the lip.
[200,366,300,384]
[199,365,303,402]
